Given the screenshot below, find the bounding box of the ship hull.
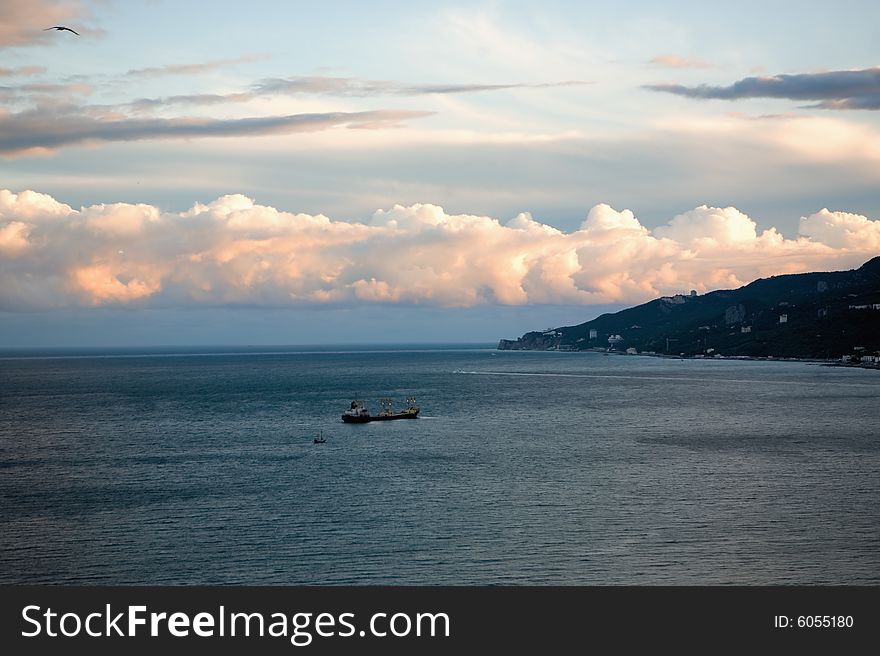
[341,410,419,423]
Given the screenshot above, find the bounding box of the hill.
[498,256,880,359]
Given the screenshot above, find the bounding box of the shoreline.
[498,345,880,369]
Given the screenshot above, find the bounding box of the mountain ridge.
[498,256,880,359]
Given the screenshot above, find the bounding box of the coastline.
[496,345,880,370]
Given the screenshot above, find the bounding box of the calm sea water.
[1,346,878,584]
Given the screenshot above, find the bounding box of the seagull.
[43,26,80,35]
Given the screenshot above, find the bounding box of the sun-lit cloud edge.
[1,189,878,311]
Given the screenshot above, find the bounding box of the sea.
[1,345,878,585]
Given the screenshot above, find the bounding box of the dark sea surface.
[1,346,878,584]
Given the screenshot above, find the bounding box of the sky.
[1,0,879,346]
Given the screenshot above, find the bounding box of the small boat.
[342,397,420,423]
[314,431,326,444]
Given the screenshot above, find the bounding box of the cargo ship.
[342,397,419,423]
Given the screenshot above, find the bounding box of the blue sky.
[1,0,878,346]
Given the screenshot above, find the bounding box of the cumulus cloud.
[654,206,758,244]
[0,107,432,156]
[1,189,878,311]
[580,204,646,233]
[645,67,880,110]
[799,209,880,249]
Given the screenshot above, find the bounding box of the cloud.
[1,69,583,153]
[654,206,758,244]
[127,93,253,112]
[0,66,46,77]
[645,67,880,110]
[0,107,433,156]
[0,220,31,254]
[125,55,269,78]
[815,96,880,111]
[1,188,877,311]
[0,82,93,101]
[649,55,712,69]
[123,77,587,113]
[252,76,589,98]
[0,0,100,46]
[799,209,880,249]
[580,205,646,233]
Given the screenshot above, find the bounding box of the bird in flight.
[43,26,80,35]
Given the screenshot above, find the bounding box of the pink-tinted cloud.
[649,54,712,69]
[0,1,100,46]
[125,54,270,78]
[1,189,878,310]
[799,208,880,249]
